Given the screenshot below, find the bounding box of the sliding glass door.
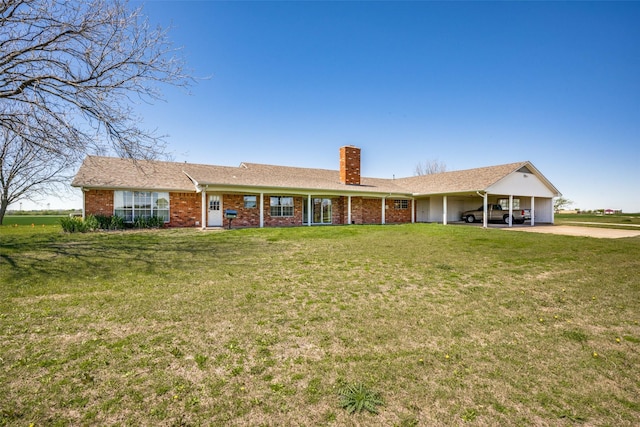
[303,198,332,224]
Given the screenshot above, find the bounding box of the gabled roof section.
[394,161,531,195]
[71,156,197,192]
[511,161,561,197]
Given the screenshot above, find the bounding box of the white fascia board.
[411,190,483,198]
[182,171,201,192]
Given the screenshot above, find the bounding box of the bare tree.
[414,159,447,176]
[0,0,192,219]
[0,126,74,223]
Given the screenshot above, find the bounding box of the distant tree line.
[5,209,82,216]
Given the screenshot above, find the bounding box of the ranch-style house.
[71,146,561,228]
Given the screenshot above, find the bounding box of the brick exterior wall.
[384,199,413,224]
[218,194,413,227]
[222,195,316,227]
[349,197,363,224]
[332,197,345,225]
[263,195,304,227]
[170,192,201,227]
[339,146,361,185]
[84,190,412,228]
[221,194,261,227]
[84,189,114,217]
[84,189,201,228]
[361,198,383,224]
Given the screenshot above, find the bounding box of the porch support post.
[201,189,207,229]
[483,193,488,228]
[531,196,535,226]
[259,193,264,228]
[347,196,352,225]
[508,194,513,227]
[82,188,87,219]
[307,195,312,226]
[443,196,448,225]
[411,199,415,223]
[382,198,386,225]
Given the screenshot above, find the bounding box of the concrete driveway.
[503,225,640,239]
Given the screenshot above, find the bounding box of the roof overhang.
[74,185,196,193]
[199,183,412,199]
[411,190,485,198]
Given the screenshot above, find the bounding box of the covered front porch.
[198,186,415,229]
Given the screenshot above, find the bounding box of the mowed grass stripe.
[2,215,67,226]
[1,224,638,425]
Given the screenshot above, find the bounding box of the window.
[394,199,409,210]
[270,196,294,217]
[209,195,220,211]
[244,195,257,208]
[498,198,520,210]
[114,191,133,222]
[114,191,170,222]
[135,191,153,218]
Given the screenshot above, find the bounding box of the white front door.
[208,195,223,227]
[417,198,430,222]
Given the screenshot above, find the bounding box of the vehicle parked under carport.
[461,204,526,224]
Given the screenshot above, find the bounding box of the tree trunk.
[0,195,8,226]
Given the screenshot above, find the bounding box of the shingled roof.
[394,161,530,195]
[184,162,410,194]
[72,156,548,196]
[71,156,196,192]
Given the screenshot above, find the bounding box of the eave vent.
[517,166,532,174]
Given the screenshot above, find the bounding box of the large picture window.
[114,191,170,222]
[270,196,294,217]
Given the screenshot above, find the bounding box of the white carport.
[401,162,561,228]
[480,164,559,227]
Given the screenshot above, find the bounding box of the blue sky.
[18,1,640,212]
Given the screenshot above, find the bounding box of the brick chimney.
[339,145,361,185]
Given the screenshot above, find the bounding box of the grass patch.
[1,224,639,425]
[2,215,67,226]
[556,213,640,230]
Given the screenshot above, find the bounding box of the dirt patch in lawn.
[504,225,640,239]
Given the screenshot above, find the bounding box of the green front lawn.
[2,215,68,226]
[1,224,638,425]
